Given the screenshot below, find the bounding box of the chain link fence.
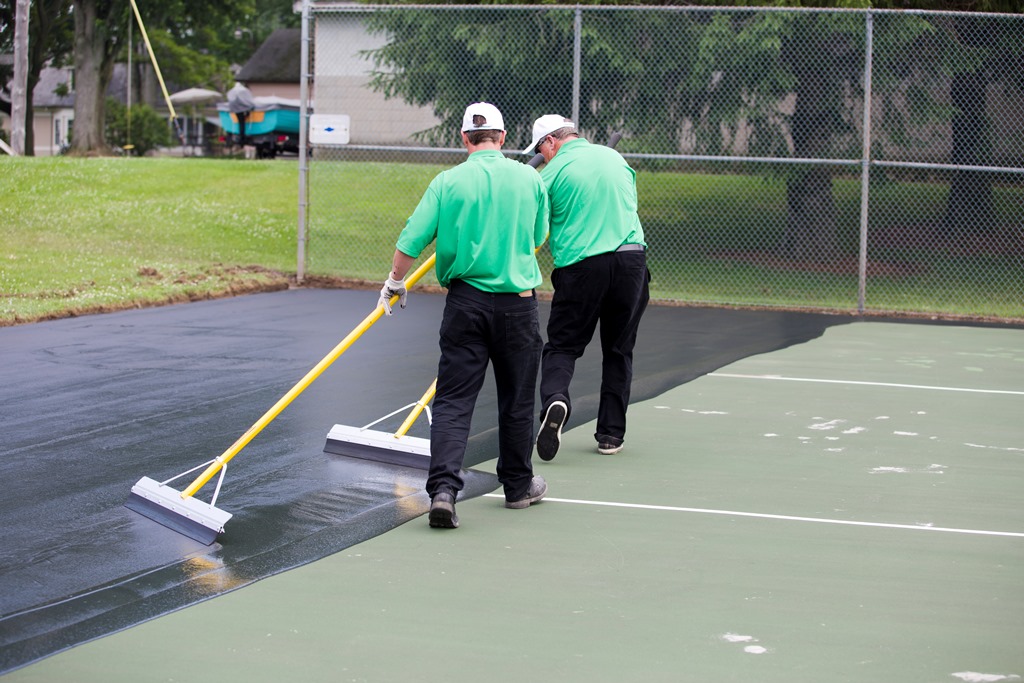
[301,4,1024,321]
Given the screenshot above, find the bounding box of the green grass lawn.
[2,157,299,324]
[307,160,1023,319]
[3,156,1021,325]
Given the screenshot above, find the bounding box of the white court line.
[710,372,1024,396]
[484,495,1024,538]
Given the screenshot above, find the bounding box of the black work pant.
[427,280,542,502]
[541,250,650,447]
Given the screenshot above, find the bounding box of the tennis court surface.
[3,293,1022,682]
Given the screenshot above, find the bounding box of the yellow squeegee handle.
[180,253,437,499]
[393,378,437,439]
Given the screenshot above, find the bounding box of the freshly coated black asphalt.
[0,288,843,672]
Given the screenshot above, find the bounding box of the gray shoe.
[429,492,459,528]
[505,476,548,509]
[597,442,623,455]
[537,401,567,461]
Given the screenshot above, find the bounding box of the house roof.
[31,65,75,108]
[236,28,301,84]
[22,63,132,110]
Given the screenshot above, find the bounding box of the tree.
[363,0,1022,259]
[685,7,884,259]
[6,0,299,155]
[69,0,125,154]
[67,0,289,155]
[225,0,300,65]
[868,2,1023,236]
[0,0,74,155]
[364,1,889,259]
[938,10,1023,233]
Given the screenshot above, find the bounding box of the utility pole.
[11,0,31,155]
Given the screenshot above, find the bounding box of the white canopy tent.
[169,88,224,155]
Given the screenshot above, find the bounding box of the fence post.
[297,0,312,284]
[857,10,874,314]
[572,7,582,125]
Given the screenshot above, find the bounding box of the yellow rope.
[127,0,177,121]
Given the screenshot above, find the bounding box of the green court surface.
[7,322,1022,683]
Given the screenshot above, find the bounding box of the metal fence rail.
[300,4,1024,321]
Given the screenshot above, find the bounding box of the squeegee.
[126,254,437,544]
[324,378,436,469]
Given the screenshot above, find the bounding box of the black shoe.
[505,476,548,509]
[429,492,459,528]
[597,441,623,455]
[537,401,567,461]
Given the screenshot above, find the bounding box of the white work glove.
[378,276,408,316]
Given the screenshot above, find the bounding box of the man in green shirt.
[525,115,650,460]
[378,102,550,529]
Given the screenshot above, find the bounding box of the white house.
[1,62,132,156]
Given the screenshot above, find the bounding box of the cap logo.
[461,102,505,132]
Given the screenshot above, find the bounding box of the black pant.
[427,280,542,502]
[541,250,650,447]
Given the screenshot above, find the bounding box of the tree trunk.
[7,0,76,155]
[141,61,160,109]
[70,0,116,154]
[11,0,30,155]
[779,69,839,261]
[781,167,839,260]
[943,70,995,233]
[22,72,37,155]
[24,0,52,156]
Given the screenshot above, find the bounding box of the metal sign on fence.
[309,114,351,146]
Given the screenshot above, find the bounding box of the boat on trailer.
[217,96,301,158]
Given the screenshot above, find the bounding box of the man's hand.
[378,276,408,316]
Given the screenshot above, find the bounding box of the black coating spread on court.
[0,288,845,673]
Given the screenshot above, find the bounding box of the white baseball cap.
[461,102,505,132]
[524,114,574,154]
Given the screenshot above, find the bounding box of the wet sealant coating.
[0,288,842,672]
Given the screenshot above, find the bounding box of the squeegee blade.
[324,424,431,469]
[125,476,232,545]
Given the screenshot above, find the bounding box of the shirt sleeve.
[395,175,443,258]
[534,177,550,249]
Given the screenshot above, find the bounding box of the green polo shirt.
[540,138,645,269]
[396,149,549,292]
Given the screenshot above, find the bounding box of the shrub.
[105,98,173,156]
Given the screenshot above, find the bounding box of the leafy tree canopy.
[360,0,1022,257]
